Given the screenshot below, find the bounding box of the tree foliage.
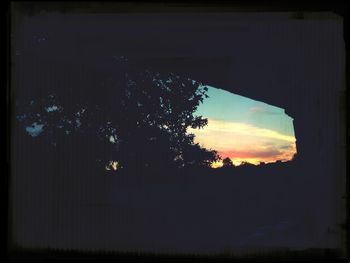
[222,157,234,168]
[15,58,220,172]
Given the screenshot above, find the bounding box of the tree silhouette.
[239,161,255,167]
[222,157,234,168]
[15,57,219,173]
[181,143,220,168]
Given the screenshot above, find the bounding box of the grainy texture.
[9,2,347,261]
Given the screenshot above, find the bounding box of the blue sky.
[195,86,295,137]
[190,86,297,166]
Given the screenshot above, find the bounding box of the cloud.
[222,148,282,159]
[188,118,297,165]
[189,119,295,143]
[249,106,281,115]
[249,106,265,114]
[280,144,294,150]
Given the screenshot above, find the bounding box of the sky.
[189,86,297,167]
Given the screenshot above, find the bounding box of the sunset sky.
[189,86,297,167]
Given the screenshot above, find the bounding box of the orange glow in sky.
[189,86,297,167]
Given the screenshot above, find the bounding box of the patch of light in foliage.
[105,161,121,171]
[109,135,116,143]
[26,122,44,137]
[45,105,60,112]
[76,118,81,128]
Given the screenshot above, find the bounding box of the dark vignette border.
[6,0,348,262]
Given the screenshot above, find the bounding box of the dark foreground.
[10,161,342,256]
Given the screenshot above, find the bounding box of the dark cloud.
[280,144,293,150]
